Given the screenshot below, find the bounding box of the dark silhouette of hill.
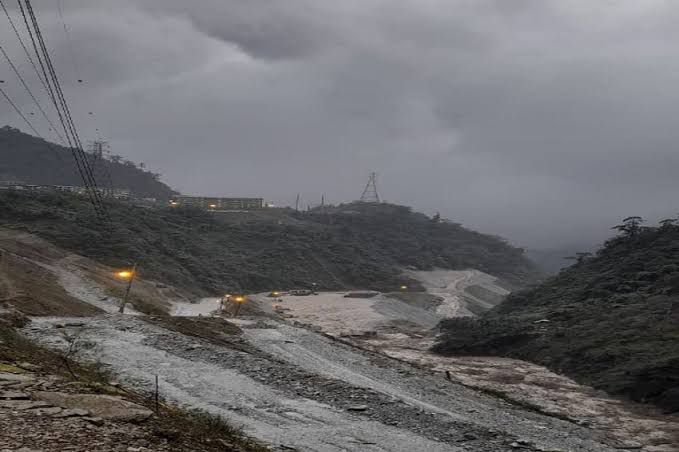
[434,218,679,413]
[0,126,175,200]
[0,191,539,298]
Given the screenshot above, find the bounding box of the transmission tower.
[359,172,381,203]
[88,140,110,160]
[87,140,113,193]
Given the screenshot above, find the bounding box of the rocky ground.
[0,358,266,452]
[2,231,677,451]
[0,362,165,452]
[23,315,631,452]
[243,288,678,451]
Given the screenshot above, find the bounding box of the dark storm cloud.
[1,0,678,248]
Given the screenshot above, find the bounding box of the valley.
[2,227,676,451]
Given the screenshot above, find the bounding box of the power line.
[56,0,79,78]
[0,0,50,96]
[18,0,90,195]
[18,0,106,216]
[0,42,66,144]
[0,85,70,169]
[56,0,113,190]
[0,85,41,136]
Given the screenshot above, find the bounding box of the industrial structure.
[170,195,264,211]
[359,172,381,203]
[0,181,130,199]
[87,140,114,191]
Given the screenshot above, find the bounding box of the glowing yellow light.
[117,270,134,279]
[209,204,217,208]
[271,291,280,296]
[233,296,246,303]
[400,285,408,290]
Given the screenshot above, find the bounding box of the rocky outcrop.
[0,306,29,328]
[33,392,153,422]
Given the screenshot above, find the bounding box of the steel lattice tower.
[359,172,381,203]
[87,140,113,193]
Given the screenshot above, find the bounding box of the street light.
[117,270,134,279]
[400,285,408,291]
[115,263,137,313]
[232,295,247,317]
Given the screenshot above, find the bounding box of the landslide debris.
[434,220,679,413]
[0,320,264,452]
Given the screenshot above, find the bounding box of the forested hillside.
[435,217,679,412]
[0,191,539,296]
[0,126,175,199]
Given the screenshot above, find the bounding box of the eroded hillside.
[435,221,679,414]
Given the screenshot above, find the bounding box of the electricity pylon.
[359,172,381,203]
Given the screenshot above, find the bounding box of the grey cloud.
[1,0,678,248]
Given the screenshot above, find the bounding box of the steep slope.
[434,221,679,412]
[0,126,175,199]
[305,202,538,289]
[0,191,539,296]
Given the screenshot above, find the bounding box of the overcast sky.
[2,0,679,248]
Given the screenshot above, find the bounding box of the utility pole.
[154,375,159,413]
[118,262,137,314]
[295,193,300,212]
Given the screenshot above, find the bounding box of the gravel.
[22,315,618,452]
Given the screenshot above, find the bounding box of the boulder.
[346,404,368,411]
[33,392,153,422]
[656,387,679,414]
[0,306,29,328]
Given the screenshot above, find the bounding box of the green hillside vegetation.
[0,191,538,297]
[0,126,175,200]
[434,217,679,413]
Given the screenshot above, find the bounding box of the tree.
[659,218,677,229]
[612,216,644,238]
[432,212,441,223]
[109,154,122,164]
